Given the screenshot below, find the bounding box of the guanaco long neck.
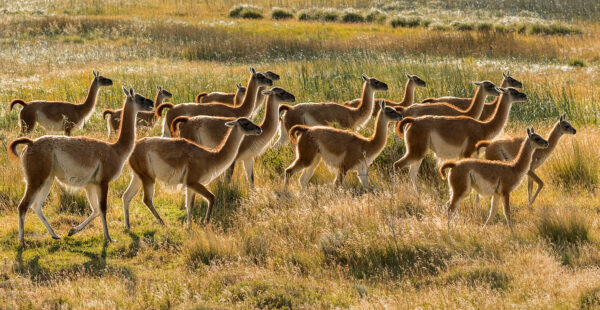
[464,85,486,118]
[208,126,244,167]
[236,76,259,116]
[254,86,267,110]
[512,138,536,174]
[354,82,375,117]
[154,92,165,110]
[484,77,509,109]
[399,80,416,107]
[365,110,391,157]
[80,78,101,113]
[112,98,137,155]
[258,95,280,134]
[535,122,563,160]
[481,94,513,139]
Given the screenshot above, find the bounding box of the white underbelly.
[148,152,186,186]
[319,143,346,169]
[303,113,320,126]
[37,112,65,131]
[52,150,101,187]
[196,129,222,148]
[429,131,467,160]
[470,172,500,197]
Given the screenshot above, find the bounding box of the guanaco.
[171,87,296,188]
[394,87,527,184]
[195,83,246,106]
[440,127,549,233]
[155,67,272,137]
[103,86,172,137]
[122,118,262,228]
[9,71,113,135]
[9,87,153,246]
[476,114,576,205]
[284,101,403,188]
[277,74,388,145]
[396,81,500,119]
[344,73,427,115]
[422,71,523,121]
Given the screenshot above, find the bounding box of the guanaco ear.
[236,82,242,89]
[530,126,535,134]
[157,85,161,91]
[225,121,237,127]
[129,87,134,96]
[362,74,368,81]
[405,73,411,79]
[495,86,508,94]
[249,67,256,76]
[503,70,510,78]
[473,81,482,86]
[122,86,129,96]
[527,127,531,136]
[261,90,273,95]
[560,113,566,121]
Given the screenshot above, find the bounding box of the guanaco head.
[93,70,113,87]
[379,101,403,122]
[156,86,173,99]
[261,87,296,103]
[502,70,523,89]
[123,86,154,112]
[225,118,262,136]
[526,127,549,149]
[473,80,501,96]
[497,87,527,103]
[362,74,389,91]
[235,82,247,96]
[405,73,427,87]
[263,71,281,81]
[250,67,274,87]
[558,113,577,135]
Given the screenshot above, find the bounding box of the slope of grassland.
[0,1,599,308]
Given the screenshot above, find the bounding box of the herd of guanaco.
[7,68,578,246]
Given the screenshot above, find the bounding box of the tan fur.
[174,88,294,189]
[439,128,549,233]
[104,86,172,137]
[195,82,246,106]
[277,74,388,145]
[157,67,273,137]
[284,102,402,188]
[393,87,528,184]
[9,71,113,136]
[11,87,153,246]
[421,71,523,121]
[122,118,262,227]
[397,81,499,119]
[344,73,427,115]
[477,115,576,205]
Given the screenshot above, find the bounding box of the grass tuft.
[271,7,294,20]
[549,140,599,190]
[229,4,263,19]
[569,58,587,67]
[341,10,365,23]
[536,208,590,247]
[182,229,237,269]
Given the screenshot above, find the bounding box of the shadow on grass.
[14,241,137,288]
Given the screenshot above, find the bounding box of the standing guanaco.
[9,87,153,245]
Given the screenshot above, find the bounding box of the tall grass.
[549,140,599,190]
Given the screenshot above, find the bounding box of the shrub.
[271,8,294,20]
[390,17,421,28]
[452,22,474,31]
[365,9,387,23]
[549,140,598,190]
[229,4,263,19]
[515,23,527,34]
[341,10,364,23]
[476,22,492,32]
[430,23,450,31]
[493,23,510,33]
[298,8,340,22]
[568,58,587,67]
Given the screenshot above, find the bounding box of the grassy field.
[0,0,599,308]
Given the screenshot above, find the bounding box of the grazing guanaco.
[394,87,527,184]
[122,118,262,228]
[440,127,549,233]
[284,101,403,188]
[277,74,388,145]
[475,114,576,205]
[422,71,523,121]
[155,67,272,137]
[344,73,427,115]
[195,83,246,106]
[9,87,153,246]
[103,86,172,137]
[195,71,280,118]
[171,87,296,188]
[396,81,499,119]
[9,71,113,135]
